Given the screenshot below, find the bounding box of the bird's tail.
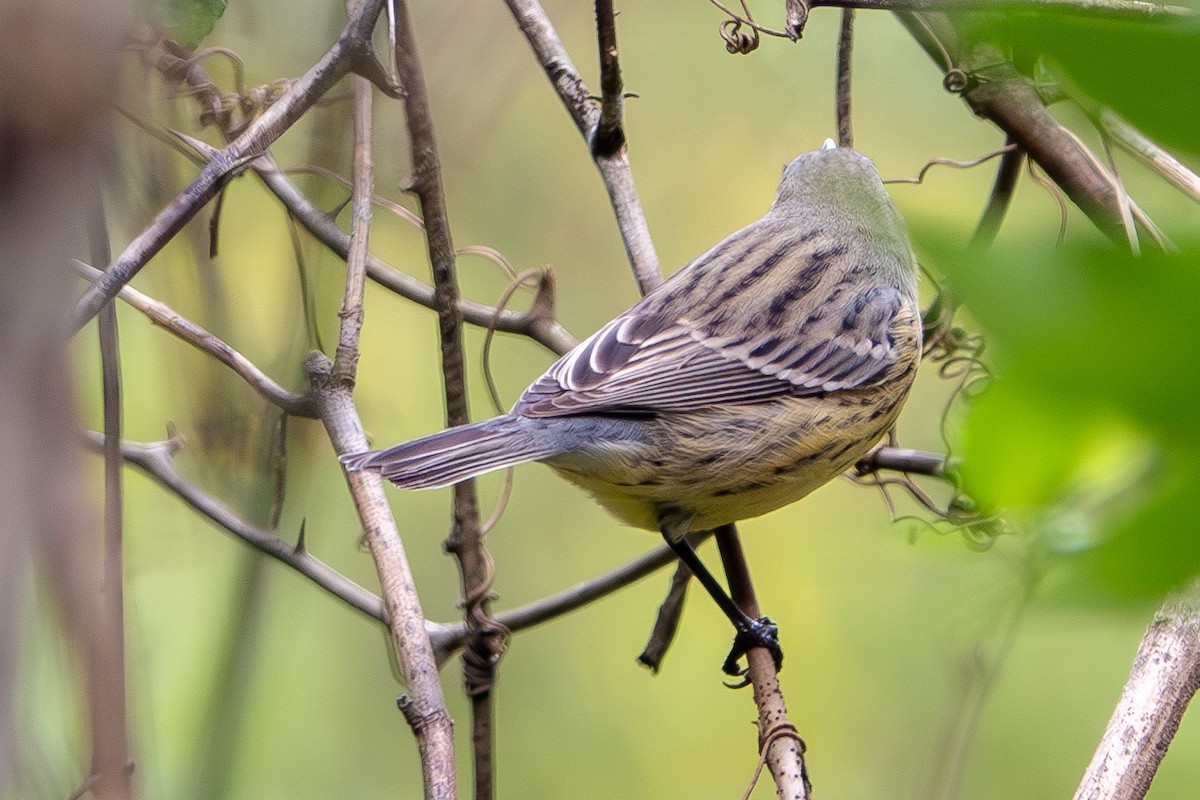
[340,415,557,489]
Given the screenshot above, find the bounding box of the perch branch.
[716,525,811,800]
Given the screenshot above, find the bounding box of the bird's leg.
[659,512,783,676]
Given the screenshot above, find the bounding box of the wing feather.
[513,282,913,418]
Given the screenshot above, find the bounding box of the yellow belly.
[544,383,909,534]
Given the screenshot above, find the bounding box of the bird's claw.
[721,616,783,682]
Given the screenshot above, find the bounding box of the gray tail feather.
[340,415,555,489]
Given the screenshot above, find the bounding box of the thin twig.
[835,9,855,148]
[330,33,374,387]
[1074,583,1200,800]
[503,0,662,294]
[432,532,715,663]
[72,261,317,417]
[592,0,626,158]
[71,0,386,333]
[257,159,576,354]
[856,445,948,477]
[637,561,693,672]
[82,430,388,622]
[812,0,1193,16]
[390,3,499,797]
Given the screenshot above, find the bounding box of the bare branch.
[1075,584,1200,800]
[72,260,318,417]
[835,9,855,148]
[71,0,386,333]
[254,159,576,354]
[591,0,627,158]
[894,12,1141,244]
[390,4,500,795]
[330,41,374,387]
[308,353,457,800]
[502,0,662,294]
[856,445,949,477]
[82,430,388,622]
[637,561,692,672]
[813,0,1193,17]
[716,525,811,800]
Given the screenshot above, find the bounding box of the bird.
[342,140,922,675]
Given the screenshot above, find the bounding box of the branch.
[591,0,626,158]
[856,445,948,477]
[307,354,457,800]
[895,12,1134,244]
[255,159,576,354]
[716,525,811,800]
[390,4,501,796]
[835,9,855,148]
[71,0,386,333]
[503,0,662,294]
[1101,109,1200,206]
[1074,584,1200,800]
[812,0,1192,17]
[82,431,387,622]
[73,261,317,417]
[432,533,713,665]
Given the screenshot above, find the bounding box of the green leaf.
[151,0,228,48]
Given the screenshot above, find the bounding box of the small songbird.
[343,141,922,674]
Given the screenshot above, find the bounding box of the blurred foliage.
[948,242,1200,597]
[149,0,228,48]
[20,1,1200,799]
[984,13,1200,155]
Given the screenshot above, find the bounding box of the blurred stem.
[186,555,271,800]
[90,192,134,799]
[970,136,1024,251]
[922,570,1037,800]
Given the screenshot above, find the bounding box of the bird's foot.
[722,615,783,683]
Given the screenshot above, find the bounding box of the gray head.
[772,141,913,263]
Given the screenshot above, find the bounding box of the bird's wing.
[513,284,913,417]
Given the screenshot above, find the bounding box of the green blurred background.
[23,1,1200,798]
